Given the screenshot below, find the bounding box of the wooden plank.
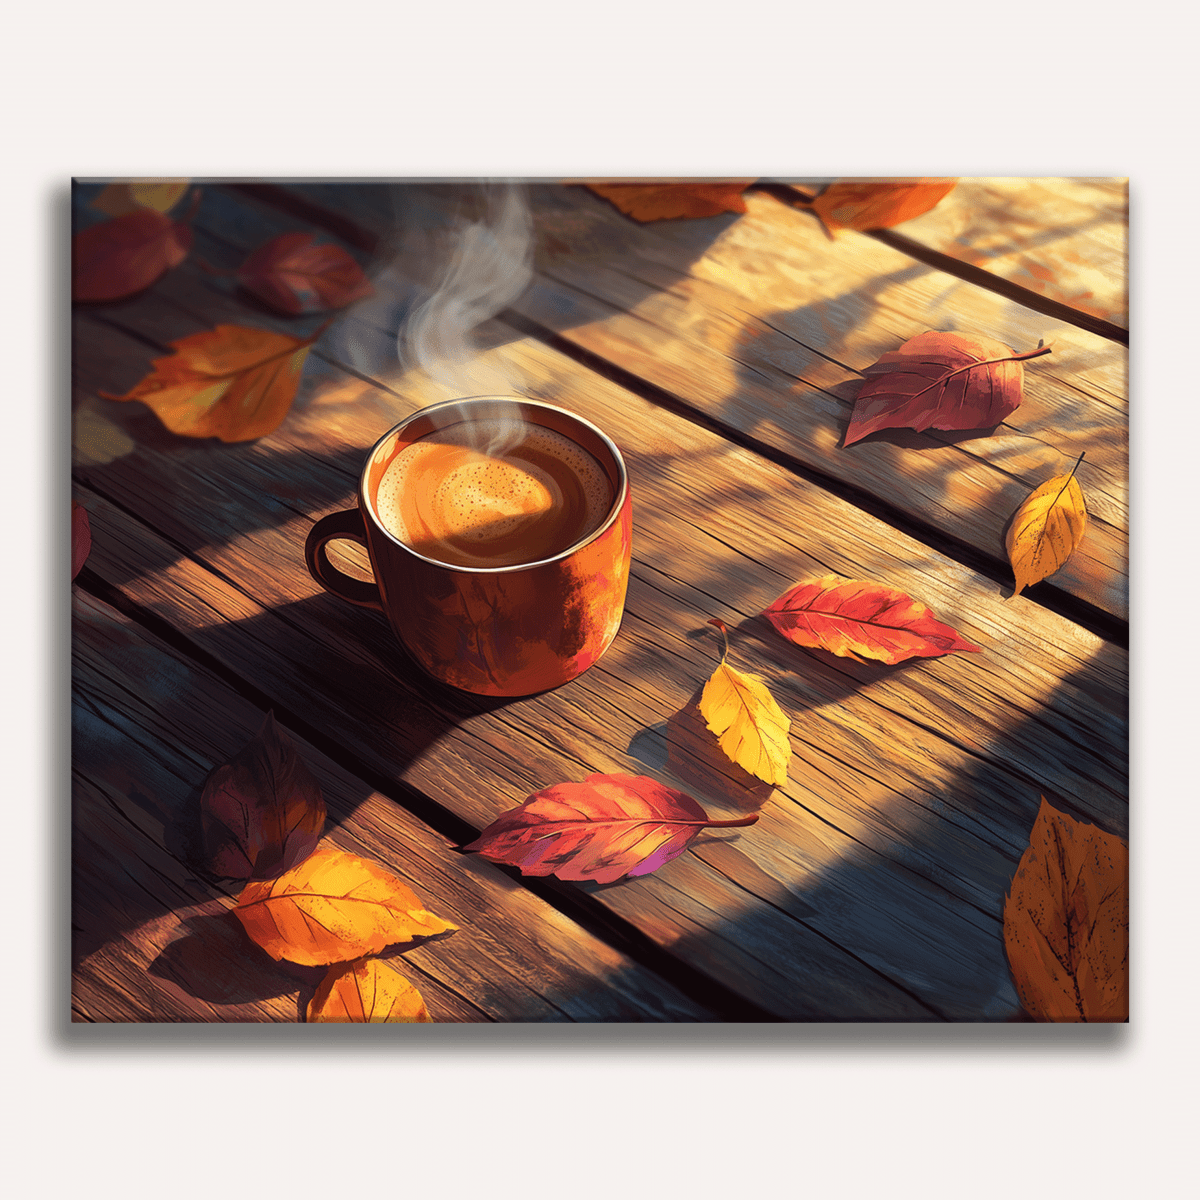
[785,178,1128,330]
[71,236,1126,1019]
[261,181,1127,622]
[73,589,714,1022]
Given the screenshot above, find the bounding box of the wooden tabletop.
[71,178,1128,1022]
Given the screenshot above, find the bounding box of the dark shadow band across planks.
[225,182,1127,649]
[72,562,783,1023]
[496,308,1128,651]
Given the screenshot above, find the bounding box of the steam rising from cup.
[400,182,533,457]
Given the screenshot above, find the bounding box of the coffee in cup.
[374,418,614,569]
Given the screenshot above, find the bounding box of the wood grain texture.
[261,181,1127,621]
[837,178,1127,329]
[73,301,1125,1019]
[71,181,1126,1020]
[73,590,712,1023]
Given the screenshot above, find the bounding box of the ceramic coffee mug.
[305,396,632,697]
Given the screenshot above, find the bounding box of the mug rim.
[357,395,630,574]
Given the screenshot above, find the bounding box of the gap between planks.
[71,560,780,1023]
[223,182,1128,649]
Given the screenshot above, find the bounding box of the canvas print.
[71,177,1128,1022]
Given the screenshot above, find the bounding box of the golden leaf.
[698,621,790,786]
[1003,798,1127,1021]
[1006,456,1088,596]
[99,323,324,442]
[234,843,457,966]
[91,179,191,217]
[307,958,432,1023]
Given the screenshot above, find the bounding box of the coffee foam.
[375,420,613,567]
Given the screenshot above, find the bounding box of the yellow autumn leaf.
[91,179,191,217]
[235,843,457,966]
[307,958,432,1023]
[1006,455,1088,596]
[698,620,791,786]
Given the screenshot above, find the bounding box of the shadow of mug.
[306,396,632,698]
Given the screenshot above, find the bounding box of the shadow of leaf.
[148,911,324,1005]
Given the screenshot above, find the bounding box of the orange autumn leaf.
[584,181,754,222]
[1003,798,1128,1022]
[308,958,432,1023]
[99,323,325,442]
[808,178,956,235]
[235,843,457,967]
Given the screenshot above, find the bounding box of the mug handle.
[305,508,384,611]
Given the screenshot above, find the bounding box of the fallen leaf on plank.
[235,844,457,966]
[200,711,326,882]
[584,181,754,221]
[698,618,790,787]
[308,958,432,1023]
[99,322,326,442]
[71,500,91,581]
[845,330,1052,445]
[237,232,374,314]
[90,180,191,217]
[763,575,981,664]
[1003,797,1127,1021]
[807,178,955,235]
[73,208,193,302]
[464,772,757,885]
[1006,455,1088,596]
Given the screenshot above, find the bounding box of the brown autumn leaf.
[698,618,791,787]
[235,843,457,966]
[763,575,981,665]
[237,232,374,315]
[807,178,956,235]
[308,958,432,1023]
[71,500,91,581]
[1003,797,1127,1021]
[1006,454,1088,596]
[584,181,755,222]
[845,330,1052,446]
[200,710,326,881]
[99,322,325,442]
[73,208,193,302]
[91,180,191,217]
[464,772,758,885]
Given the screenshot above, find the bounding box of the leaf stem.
[704,813,760,828]
[707,617,731,661]
[1049,451,1086,508]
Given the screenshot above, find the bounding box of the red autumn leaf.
[73,208,193,302]
[99,322,325,442]
[808,179,956,235]
[1003,798,1128,1022]
[584,181,754,222]
[200,711,326,881]
[71,500,91,581]
[763,575,982,665]
[464,772,758,884]
[845,330,1052,446]
[237,232,374,315]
